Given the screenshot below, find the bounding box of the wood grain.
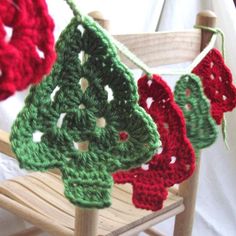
[114,30,201,68]
[0,172,183,236]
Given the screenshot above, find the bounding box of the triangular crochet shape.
[192,48,236,124]
[174,74,217,151]
[0,0,56,100]
[10,17,160,208]
[113,74,196,211]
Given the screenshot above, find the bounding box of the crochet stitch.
[0,0,56,100]
[174,74,217,151]
[192,48,236,124]
[113,74,196,211]
[10,17,160,208]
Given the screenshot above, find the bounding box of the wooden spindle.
[173,10,217,236]
[74,208,99,236]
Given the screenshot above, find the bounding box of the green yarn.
[194,25,225,58]
[174,74,217,152]
[10,16,160,208]
[65,0,153,76]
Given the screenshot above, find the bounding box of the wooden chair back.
[0,10,217,236]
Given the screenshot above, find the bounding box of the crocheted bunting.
[192,48,236,124]
[10,17,160,208]
[113,74,196,211]
[174,74,217,151]
[0,0,56,100]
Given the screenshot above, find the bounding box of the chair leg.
[173,158,201,236]
[74,208,98,236]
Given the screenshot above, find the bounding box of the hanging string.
[64,0,83,21]
[222,117,229,149]
[64,0,229,147]
[194,24,229,149]
[64,0,153,77]
[111,38,153,78]
[152,33,217,76]
[64,0,215,78]
[187,33,217,72]
[194,25,225,58]
[144,26,223,76]
[64,0,228,80]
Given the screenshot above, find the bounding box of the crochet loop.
[174,73,217,151]
[114,74,196,211]
[10,14,160,208]
[0,0,56,100]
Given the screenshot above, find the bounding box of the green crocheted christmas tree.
[10,16,160,208]
[174,74,217,152]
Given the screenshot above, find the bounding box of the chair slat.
[0,172,183,235]
[14,177,75,216]
[114,29,201,68]
[28,172,65,196]
[0,194,74,236]
[0,180,75,229]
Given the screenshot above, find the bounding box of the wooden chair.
[0,10,217,236]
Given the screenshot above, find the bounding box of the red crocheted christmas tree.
[0,0,56,100]
[113,74,196,211]
[193,48,236,124]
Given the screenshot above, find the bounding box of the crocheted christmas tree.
[10,17,160,208]
[174,74,217,152]
[0,0,56,100]
[113,74,196,211]
[192,48,236,124]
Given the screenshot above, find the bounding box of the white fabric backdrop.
[0,0,236,235]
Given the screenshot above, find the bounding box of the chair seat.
[0,172,184,236]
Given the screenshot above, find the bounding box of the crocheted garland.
[174,74,217,151]
[113,74,196,211]
[0,0,56,100]
[10,17,160,208]
[192,48,236,124]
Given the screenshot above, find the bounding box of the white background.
[0,0,236,235]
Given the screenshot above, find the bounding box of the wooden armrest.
[0,129,15,158]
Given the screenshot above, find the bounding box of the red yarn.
[0,0,56,100]
[113,74,196,211]
[119,131,129,141]
[193,48,236,124]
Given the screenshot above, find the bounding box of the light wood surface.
[114,30,201,68]
[195,10,217,50]
[0,129,15,158]
[75,208,98,236]
[85,11,201,70]
[88,11,110,31]
[173,10,217,236]
[0,172,184,236]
